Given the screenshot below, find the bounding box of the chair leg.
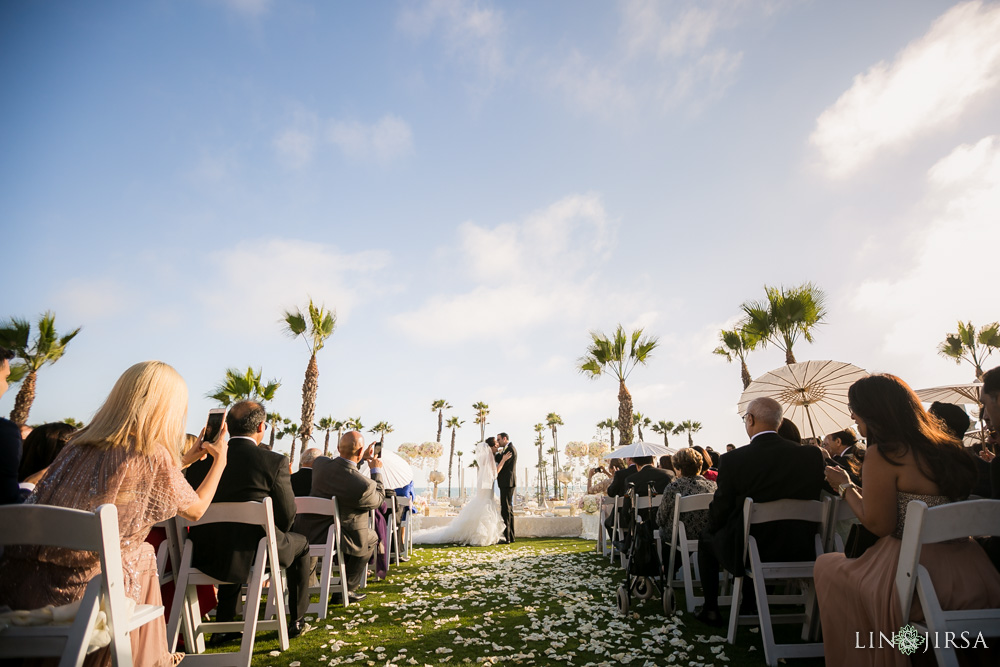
[317,553,332,620]
[727,576,743,645]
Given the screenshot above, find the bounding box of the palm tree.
[265,411,287,450]
[595,418,612,442]
[346,416,364,434]
[0,312,81,425]
[633,412,651,441]
[63,417,85,429]
[713,325,761,389]
[545,412,564,497]
[369,421,393,444]
[282,299,337,450]
[208,366,280,406]
[316,416,337,456]
[651,420,676,447]
[431,399,451,442]
[277,420,300,460]
[472,401,490,441]
[445,416,464,497]
[741,282,827,365]
[674,420,702,446]
[534,423,547,501]
[938,321,1000,381]
[578,325,659,447]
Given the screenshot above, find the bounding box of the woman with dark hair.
[814,374,1000,666]
[17,421,77,483]
[777,418,802,444]
[691,445,717,481]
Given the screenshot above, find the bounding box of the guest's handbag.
[844,523,879,558]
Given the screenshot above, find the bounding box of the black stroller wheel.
[662,587,676,615]
[616,585,630,615]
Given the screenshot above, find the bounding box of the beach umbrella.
[359,450,413,488]
[914,383,982,406]
[604,441,672,459]
[738,360,868,440]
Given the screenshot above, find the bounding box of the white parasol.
[358,450,413,489]
[738,360,868,440]
[914,383,982,406]
[604,441,673,459]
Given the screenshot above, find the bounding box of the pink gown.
[0,442,199,667]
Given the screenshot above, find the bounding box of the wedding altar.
[410,514,590,539]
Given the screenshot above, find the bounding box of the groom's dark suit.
[185,436,312,624]
[495,443,517,543]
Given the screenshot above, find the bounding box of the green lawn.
[207,538,825,666]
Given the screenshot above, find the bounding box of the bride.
[413,439,510,546]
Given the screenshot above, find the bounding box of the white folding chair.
[386,495,400,568]
[665,492,719,613]
[167,498,289,666]
[396,495,413,559]
[611,496,628,567]
[726,497,826,667]
[896,499,1000,667]
[294,496,351,617]
[0,503,164,667]
[823,495,858,553]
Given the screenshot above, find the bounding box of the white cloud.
[203,239,392,334]
[272,127,317,169]
[393,194,617,344]
[328,115,414,163]
[397,0,507,93]
[810,1,1000,179]
[52,278,131,322]
[621,1,724,59]
[849,135,1000,379]
[550,51,636,118]
[214,0,271,18]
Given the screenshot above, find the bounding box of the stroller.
[615,481,674,615]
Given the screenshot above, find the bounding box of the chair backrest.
[822,496,857,552]
[294,495,343,544]
[740,497,825,562]
[896,499,1000,618]
[0,503,131,665]
[175,498,274,531]
[677,492,714,514]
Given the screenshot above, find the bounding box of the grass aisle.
[249,538,823,667]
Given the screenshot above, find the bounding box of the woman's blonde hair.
[72,361,188,463]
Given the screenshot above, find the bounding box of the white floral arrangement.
[418,441,443,459]
[564,441,589,459]
[396,442,419,462]
[588,441,609,459]
[577,494,599,514]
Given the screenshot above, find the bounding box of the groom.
[494,432,517,544]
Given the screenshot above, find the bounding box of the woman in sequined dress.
[0,361,229,667]
[814,374,1000,667]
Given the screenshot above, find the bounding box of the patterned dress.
[0,442,199,667]
[655,474,717,538]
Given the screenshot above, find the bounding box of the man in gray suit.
[295,431,383,600]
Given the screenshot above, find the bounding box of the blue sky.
[3,0,999,486]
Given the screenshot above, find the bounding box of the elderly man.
[291,447,321,497]
[295,431,383,600]
[694,397,825,626]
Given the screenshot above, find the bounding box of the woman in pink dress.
[814,374,1000,667]
[0,361,229,667]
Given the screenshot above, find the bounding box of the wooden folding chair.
[294,496,351,617]
[896,499,1000,667]
[665,492,719,613]
[167,498,289,666]
[0,503,164,667]
[726,497,826,667]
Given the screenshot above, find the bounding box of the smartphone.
[373,442,383,458]
[204,408,227,443]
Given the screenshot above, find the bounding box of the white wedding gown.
[413,442,504,546]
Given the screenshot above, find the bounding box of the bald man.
[694,397,825,626]
[294,431,384,598]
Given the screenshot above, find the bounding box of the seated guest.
[929,401,989,497]
[588,458,622,494]
[656,447,717,570]
[0,360,229,667]
[625,455,674,495]
[17,421,77,484]
[291,447,321,496]
[185,400,313,640]
[692,446,717,481]
[821,427,862,486]
[695,397,825,626]
[815,374,1000,666]
[777,418,802,444]
[295,431,384,598]
[726,443,736,452]
[0,347,22,505]
[394,479,416,561]
[707,449,720,468]
[658,454,673,471]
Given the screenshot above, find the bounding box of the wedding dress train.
[413,442,504,547]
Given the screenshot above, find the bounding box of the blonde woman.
[0,361,228,667]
